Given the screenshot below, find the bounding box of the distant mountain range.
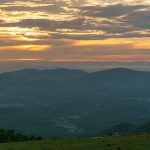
[0,68,150,137]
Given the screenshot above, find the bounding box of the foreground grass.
[0,135,150,150]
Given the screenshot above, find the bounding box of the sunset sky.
[0,0,150,63]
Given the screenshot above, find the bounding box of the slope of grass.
[0,135,150,150]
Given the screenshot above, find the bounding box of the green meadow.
[0,135,150,150]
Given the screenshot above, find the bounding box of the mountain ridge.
[0,68,150,137]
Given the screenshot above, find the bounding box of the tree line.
[0,129,42,143]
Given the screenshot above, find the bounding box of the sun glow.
[5,58,42,61]
[73,38,150,49]
[0,45,49,51]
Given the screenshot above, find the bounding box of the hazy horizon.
[1,61,150,73]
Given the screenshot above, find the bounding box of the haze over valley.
[0,68,150,137]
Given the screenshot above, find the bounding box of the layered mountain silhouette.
[0,68,150,137]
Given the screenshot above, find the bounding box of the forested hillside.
[0,68,150,137]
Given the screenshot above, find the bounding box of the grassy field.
[0,135,150,150]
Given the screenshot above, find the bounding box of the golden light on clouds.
[74,38,150,50]
[133,38,150,49]
[5,58,41,61]
[73,38,134,46]
[0,45,49,51]
[0,0,149,63]
[17,45,49,51]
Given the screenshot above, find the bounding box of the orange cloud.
[4,58,41,61]
[0,45,49,51]
[73,38,150,48]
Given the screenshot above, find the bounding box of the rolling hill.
[0,68,150,137]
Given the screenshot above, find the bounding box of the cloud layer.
[0,0,149,62]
